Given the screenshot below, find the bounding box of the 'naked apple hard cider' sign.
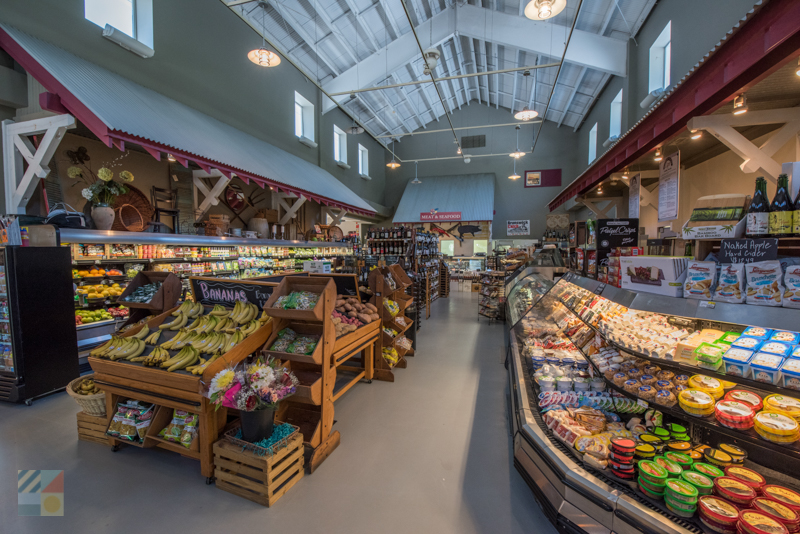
[597,218,639,268]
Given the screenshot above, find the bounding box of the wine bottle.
[747,177,770,238]
[769,173,793,237]
[793,181,800,237]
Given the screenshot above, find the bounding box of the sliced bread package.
[715,263,745,304]
[746,260,784,307]
[684,261,717,300]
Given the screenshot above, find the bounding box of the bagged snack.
[396,336,413,350]
[294,291,319,310]
[383,299,399,317]
[179,413,199,449]
[118,408,138,441]
[107,404,127,437]
[270,328,297,352]
[159,410,189,442]
[287,334,319,355]
[715,263,745,303]
[684,260,717,300]
[745,260,784,306]
[382,347,399,365]
[135,404,155,441]
[783,264,800,309]
[384,275,397,291]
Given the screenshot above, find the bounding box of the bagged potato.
[745,260,784,306]
[683,260,717,300]
[783,264,800,309]
[715,263,745,303]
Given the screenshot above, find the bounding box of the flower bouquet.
[67,163,133,230]
[206,358,299,442]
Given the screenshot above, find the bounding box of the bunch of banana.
[107,338,147,361]
[159,311,188,331]
[90,337,119,358]
[132,324,150,340]
[200,332,230,354]
[240,319,260,336]
[190,315,219,334]
[213,316,235,333]
[137,347,170,366]
[230,301,259,325]
[188,353,222,375]
[259,310,271,324]
[74,377,101,395]
[172,300,195,316]
[222,329,246,353]
[160,329,192,350]
[172,329,198,350]
[144,330,161,345]
[188,302,204,318]
[161,346,199,372]
[208,304,230,317]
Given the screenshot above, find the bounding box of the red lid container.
[752,498,800,532]
[611,437,636,455]
[715,477,757,506]
[699,495,742,525]
[763,486,800,513]
[716,400,756,430]
[725,466,766,492]
[738,510,789,534]
[724,390,763,412]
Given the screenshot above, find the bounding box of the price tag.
[94,259,100,265]
[699,301,716,309]
[637,399,648,409]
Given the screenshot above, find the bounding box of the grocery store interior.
[3,0,800,533]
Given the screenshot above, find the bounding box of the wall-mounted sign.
[507,220,530,236]
[658,152,680,222]
[719,238,778,264]
[629,173,641,218]
[420,211,461,221]
[597,218,639,268]
[525,169,562,188]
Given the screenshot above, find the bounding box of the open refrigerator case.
[507,271,800,534]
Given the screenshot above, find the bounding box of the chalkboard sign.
[719,238,778,264]
[310,273,361,299]
[190,277,277,309]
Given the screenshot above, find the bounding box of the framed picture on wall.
[525,171,541,187]
[524,169,562,188]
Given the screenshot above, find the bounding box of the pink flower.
[222,382,242,408]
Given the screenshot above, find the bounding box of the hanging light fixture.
[411,161,421,184]
[510,125,526,158]
[621,168,629,180]
[345,94,365,134]
[524,0,567,20]
[457,147,462,155]
[733,94,748,115]
[690,129,702,140]
[796,58,800,77]
[515,71,539,121]
[386,138,401,169]
[167,154,176,162]
[248,3,281,67]
[654,149,663,162]
[509,158,521,180]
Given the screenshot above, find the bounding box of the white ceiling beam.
[404,63,440,122]
[265,2,343,75]
[440,42,463,109]
[339,0,380,52]
[389,74,425,128]
[527,54,540,109]
[376,91,416,133]
[377,0,402,39]
[456,4,627,77]
[509,49,520,114]
[452,35,474,105]
[306,2,359,64]
[466,37,482,105]
[573,72,610,131]
[492,42,499,109]
[321,7,455,112]
[352,95,404,137]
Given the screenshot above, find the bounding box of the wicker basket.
[66,374,106,417]
[116,204,145,232]
[110,184,155,232]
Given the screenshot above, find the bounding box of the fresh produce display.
[75,308,112,325]
[107,306,129,319]
[331,295,378,338]
[76,282,125,299]
[272,290,319,310]
[268,328,319,355]
[72,376,101,396]
[119,282,162,303]
[89,299,269,374]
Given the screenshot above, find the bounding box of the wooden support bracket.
[321,206,347,226]
[2,114,75,214]
[278,193,307,225]
[192,169,231,221]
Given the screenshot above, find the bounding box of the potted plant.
[68,165,133,230]
[206,357,298,442]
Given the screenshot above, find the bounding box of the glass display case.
[505,272,554,326]
[507,271,800,534]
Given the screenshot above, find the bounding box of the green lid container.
[693,462,725,479]
[653,427,671,441]
[665,479,699,505]
[665,500,697,518]
[639,474,666,493]
[665,451,694,468]
[639,479,665,499]
[665,493,698,514]
[638,460,669,485]
[654,456,683,477]
[680,470,714,494]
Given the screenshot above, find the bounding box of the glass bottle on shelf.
[747,176,770,238]
[769,173,793,237]
[793,181,800,237]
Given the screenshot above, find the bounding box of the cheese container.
[715,400,756,430]
[725,390,764,411]
[654,455,683,478]
[732,336,764,351]
[666,478,700,505]
[713,476,756,506]
[718,443,747,464]
[698,495,741,527]
[792,346,800,359]
[751,497,800,532]
[638,460,669,486]
[760,341,794,358]
[722,347,755,378]
[763,486,800,513]
[694,462,726,479]
[738,510,790,534]
[679,389,716,417]
[771,331,800,344]
[742,327,772,340]
[764,394,800,421]
[689,375,725,399]
[695,343,728,364]
[754,412,800,443]
[780,359,800,392]
[681,470,714,495]
[718,332,743,345]
[750,353,785,385]
[724,466,765,492]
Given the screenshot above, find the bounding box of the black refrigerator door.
[4,246,79,402]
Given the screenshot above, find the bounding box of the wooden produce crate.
[264,276,328,322]
[214,433,305,506]
[471,283,481,292]
[117,271,181,311]
[262,322,324,365]
[77,411,108,445]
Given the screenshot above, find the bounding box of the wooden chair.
[150,186,180,234]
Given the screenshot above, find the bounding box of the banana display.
[73,377,101,396]
[91,300,271,374]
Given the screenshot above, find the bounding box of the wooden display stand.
[77,411,108,445]
[89,278,278,482]
[264,276,340,473]
[369,265,414,383]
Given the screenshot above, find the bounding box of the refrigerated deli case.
[506,270,800,534]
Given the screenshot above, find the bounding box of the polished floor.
[1,289,556,534]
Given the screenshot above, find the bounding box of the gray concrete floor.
[1,289,556,534]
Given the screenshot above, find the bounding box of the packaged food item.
[681,470,714,495]
[638,460,669,486]
[715,400,755,430]
[724,390,763,411]
[695,343,727,363]
[718,444,747,464]
[135,404,154,441]
[722,347,754,378]
[754,412,800,444]
[674,374,690,386]
[771,330,800,344]
[118,408,138,441]
[623,379,641,393]
[639,476,666,498]
[764,394,800,421]
[751,497,800,532]
[383,299,400,316]
[666,479,699,505]
[273,291,320,310]
[713,476,756,506]
[684,261,717,300]
[688,375,725,400]
[638,385,656,401]
[654,389,677,407]
[780,359,800,391]
[763,485,800,512]
[783,264,800,309]
[750,353,785,385]
[715,264,746,303]
[742,326,772,339]
[724,466,765,492]
[287,334,319,355]
[746,261,785,306]
[718,332,743,345]
[665,451,694,469]
[159,410,189,442]
[697,496,740,531]
[704,448,733,468]
[738,511,789,534]
[270,328,297,352]
[655,455,683,477]
[760,341,794,358]
[179,413,198,448]
[694,462,725,479]
[657,370,675,381]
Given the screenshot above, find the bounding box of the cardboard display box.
[620,256,688,297]
[682,194,747,240]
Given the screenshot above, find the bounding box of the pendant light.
[346,94,365,134]
[510,125,525,158]
[508,158,521,180]
[733,94,748,115]
[411,161,421,184]
[387,138,401,169]
[654,149,663,162]
[248,3,281,67]
[524,0,567,20]
[514,71,539,121]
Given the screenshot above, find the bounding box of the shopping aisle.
[0,289,555,534]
